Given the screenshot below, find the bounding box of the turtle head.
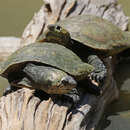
[42,70,77,94]
[23,64,77,94]
[37,24,71,46]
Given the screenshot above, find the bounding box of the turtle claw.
[87,55,107,85]
[62,88,80,103]
[89,71,106,86]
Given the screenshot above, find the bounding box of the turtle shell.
[57,15,128,55]
[0,42,94,80]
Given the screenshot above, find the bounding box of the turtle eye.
[55,25,61,31]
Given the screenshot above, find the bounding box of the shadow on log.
[0,0,129,129]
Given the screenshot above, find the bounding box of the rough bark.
[0,37,20,61]
[0,0,129,130]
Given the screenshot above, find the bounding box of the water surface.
[98,62,130,130]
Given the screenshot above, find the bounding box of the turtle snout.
[61,76,77,87]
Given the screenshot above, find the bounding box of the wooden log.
[0,0,129,130]
[0,37,20,61]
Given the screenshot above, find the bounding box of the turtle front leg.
[62,87,80,103]
[87,55,107,85]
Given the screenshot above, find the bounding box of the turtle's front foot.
[55,88,80,104]
[64,88,80,103]
[89,70,106,83]
[87,55,107,85]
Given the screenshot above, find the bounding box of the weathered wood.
[0,37,20,61]
[0,0,129,130]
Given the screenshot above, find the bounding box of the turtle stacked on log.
[38,15,130,83]
[0,43,94,95]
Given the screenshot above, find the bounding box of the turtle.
[0,42,94,95]
[38,15,130,56]
[38,15,126,83]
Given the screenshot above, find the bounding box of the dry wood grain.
[0,37,20,61]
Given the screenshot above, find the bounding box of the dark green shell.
[0,43,94,79]
[57,15,130,55]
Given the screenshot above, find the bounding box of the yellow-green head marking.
[37,24,71,46]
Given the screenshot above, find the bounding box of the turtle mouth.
[42,75,77,94]
[11,82,75,94]
[44,86,75,94]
